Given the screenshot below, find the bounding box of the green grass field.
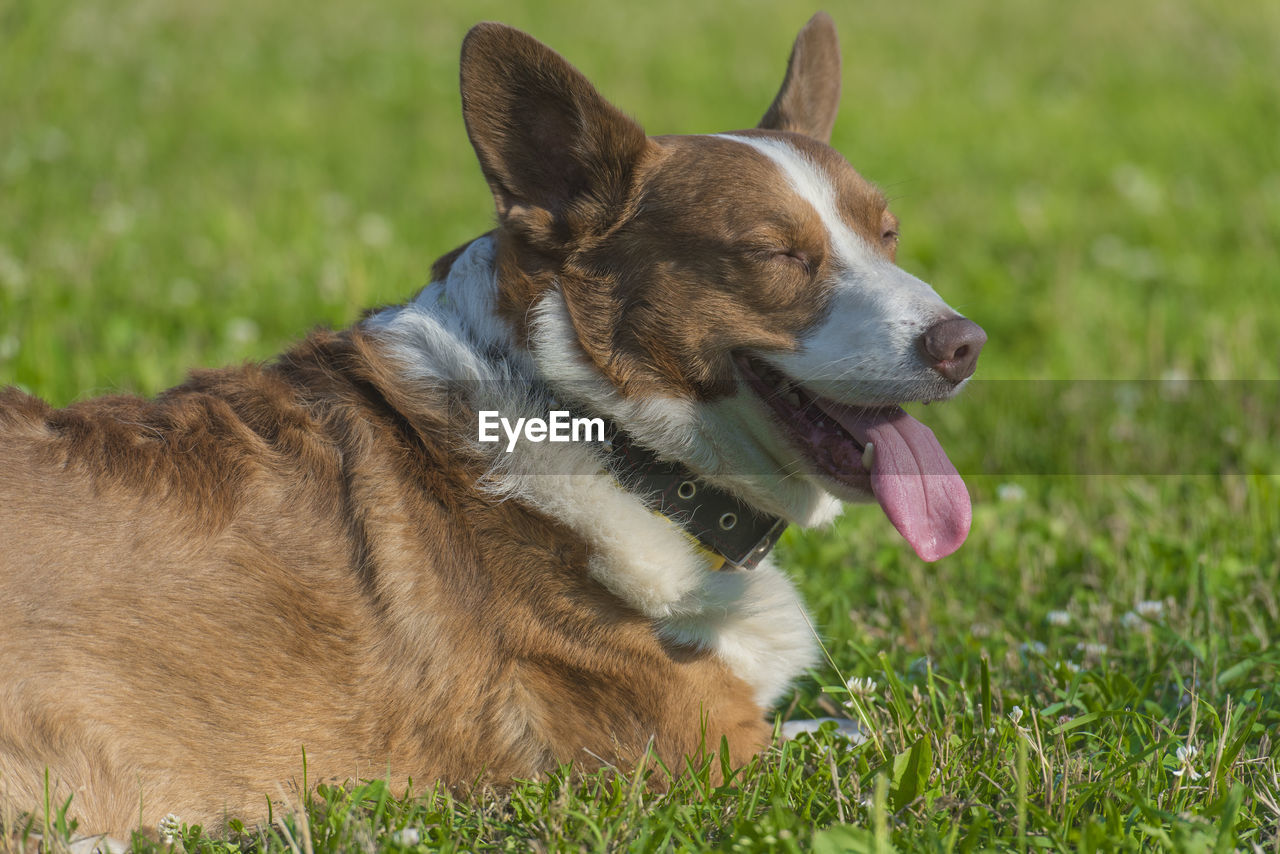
[3,0,1279,850]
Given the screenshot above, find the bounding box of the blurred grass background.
[3,0,1277,402]
[3,0,1280,848]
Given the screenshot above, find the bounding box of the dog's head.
[460,14,985,561]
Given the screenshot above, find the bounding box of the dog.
[0,12,984,838]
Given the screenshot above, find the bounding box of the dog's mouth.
[735,353,971,561]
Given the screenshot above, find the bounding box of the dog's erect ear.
[460,23,651,243]
[758,12,842,143]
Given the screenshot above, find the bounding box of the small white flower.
[1077,642,1108,657]
[1172,744,1204,780]
[1020,641,1048,656]
[1111,163,1166,214]
[157,813,183,844]
[101,201,135,236]
[986,727,996,737]
[1121,610,1147,631]
[846,676,878,697]
[392,827,422,846]
[1046,610,1071,627]
[1135,600,1165,619]
[1009,705,1024,725]
[1062,661,1081,673]
[997,483,1027,503]
[225,316,260,346]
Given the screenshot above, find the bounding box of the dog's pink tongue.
[864,411,970,561]
[817,402,971,561]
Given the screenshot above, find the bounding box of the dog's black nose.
[922,316,986,383]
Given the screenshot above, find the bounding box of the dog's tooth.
[862,441,876,471]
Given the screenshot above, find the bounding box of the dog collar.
[603,429,788,571]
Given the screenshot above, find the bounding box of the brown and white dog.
[0,13,983,837]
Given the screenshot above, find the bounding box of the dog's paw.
[66,836,128,854]
[779,717,868,743]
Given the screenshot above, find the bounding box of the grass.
[2,0,1279,850]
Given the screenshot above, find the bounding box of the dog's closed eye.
[773,248,812,273]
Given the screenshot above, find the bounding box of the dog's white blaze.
[721,134,961,404]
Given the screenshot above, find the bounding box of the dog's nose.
[921,316,986,383]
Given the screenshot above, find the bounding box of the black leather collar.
[603,428,788,571]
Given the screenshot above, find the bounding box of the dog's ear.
[460,23,651,246]
[758,12,842,143]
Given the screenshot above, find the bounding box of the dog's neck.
[365,234,815,707]
[395,234,791,570]
[365,236,751,603]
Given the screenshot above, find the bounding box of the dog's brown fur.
[0,16,859,836]
[0,328,768,833]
